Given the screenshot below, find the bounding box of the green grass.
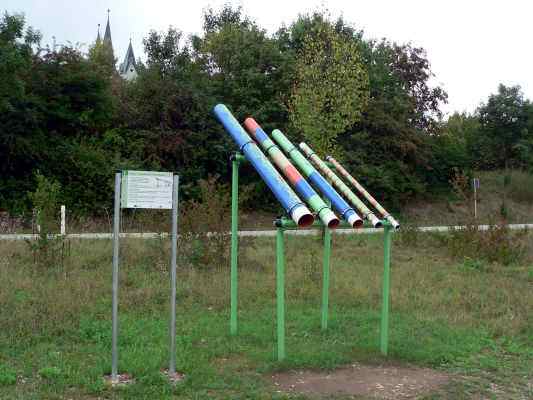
[0,232,531,399]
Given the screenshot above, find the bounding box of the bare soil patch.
[271,362,450,399]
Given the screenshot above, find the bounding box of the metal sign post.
[473,178,480,218]
[111,170,179,384]
[111,172,121,382]
[168,174,179,376]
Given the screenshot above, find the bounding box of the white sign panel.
[121,170,173,209]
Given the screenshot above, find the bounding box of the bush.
[26,173,67,268]
[445,224,527,266]
[179,176,231,270]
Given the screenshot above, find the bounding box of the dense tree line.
[1,8,532,215]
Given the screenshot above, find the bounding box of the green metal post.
[230,156,239,336]
[276,228,286,361]
[380,225,392,355]
[321,225,332,330]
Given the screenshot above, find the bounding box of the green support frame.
[229,152,394,360]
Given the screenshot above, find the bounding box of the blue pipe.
[213,104,314,227]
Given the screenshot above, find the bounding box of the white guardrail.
[0,224,532,240]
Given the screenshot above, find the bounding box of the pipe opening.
[327,218,340,229]
[353,219,364,229]
[297,213,315,228]
[374,221,383,229]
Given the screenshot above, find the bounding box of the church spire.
[96,24,101,44]
[119,37,138,80]
[104,9,112,47]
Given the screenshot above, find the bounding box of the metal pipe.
[169,174,179,375]
[230,155,239,335]
[213,105,314,227]
[299,143,382,228]
[321,223,331,330]
[276,227,286,361]
[271,129,363,228]
[244,118,339,229]
[111,172,121,382]
[380,225,392,355]
[327,156,400,230]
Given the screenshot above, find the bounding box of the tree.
[0,13,117,212]
[0,13,40,114]
[193,5,293,126]
[477,84,530,169]
[88,38,116,77]
[338,38,448,204]
[288,15,369,156]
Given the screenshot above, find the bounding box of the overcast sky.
[3,0,532,115]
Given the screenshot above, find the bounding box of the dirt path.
[271,362,450,399]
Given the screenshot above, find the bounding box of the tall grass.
[1,230,532,398]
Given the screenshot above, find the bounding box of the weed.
[459,257,486,272]
[0,364,17,386]
[38,366,61,380]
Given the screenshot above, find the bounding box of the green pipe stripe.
[272,130,315,177]
[299,143,375,219]
[307,194,327,213]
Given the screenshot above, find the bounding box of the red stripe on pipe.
[243,117,259,134]
[285,164,302,184]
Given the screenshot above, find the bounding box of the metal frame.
[111,171,180,382]
[229,153,394,361]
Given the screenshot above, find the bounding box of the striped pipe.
[213,104,314,227]
[244,118,339,229]
[299,142,382,228]
[327,156,400,230]
[271,129,363,228]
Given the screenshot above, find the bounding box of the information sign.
[121,170,173,209]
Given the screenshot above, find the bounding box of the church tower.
[104,8,113,50]
[94,10,137,80]
[119,39,138,81]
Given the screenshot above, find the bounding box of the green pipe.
[321,225,331,330]
[276,227,286,361]
[230,155,239,335]
[380,225,392,355]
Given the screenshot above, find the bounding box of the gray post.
[169,175,179,375]
[111,172,121,382]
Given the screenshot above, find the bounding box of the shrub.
[26,173,67,268]
[445,224,527,266]
[179,176,231,270]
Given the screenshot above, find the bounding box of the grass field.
[0,229,532,399]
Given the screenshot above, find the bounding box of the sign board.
[120,170,173,209]
[472,178,480,189]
